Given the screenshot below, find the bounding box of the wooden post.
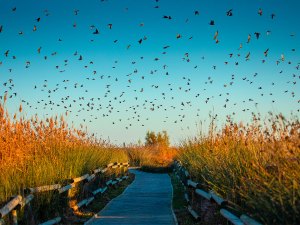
[11,210,18,225]
[67,183,78,211]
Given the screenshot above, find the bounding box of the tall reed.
[178,114,300,224]
[0,98,127,203]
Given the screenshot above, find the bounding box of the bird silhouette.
[0,0,297,136]
[226,9,233,16]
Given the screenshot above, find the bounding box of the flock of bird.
[0,0,299,140]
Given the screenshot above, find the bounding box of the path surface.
[86,169,176,225]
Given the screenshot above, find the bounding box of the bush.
[145,130,170,148]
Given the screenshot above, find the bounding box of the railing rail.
[173,160,262,225]
[0,161,130,225]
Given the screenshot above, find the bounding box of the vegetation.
[145,130,170,148]
[170,173,186,210]
[126,130,177,170]
[178,114,300,224]
[1,94,299,224]
[0,98,127,204]
[170,173,201,225]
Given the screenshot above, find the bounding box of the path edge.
[170,174,179,225]
[84,170,136,225]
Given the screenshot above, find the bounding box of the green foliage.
[145,130,170,148]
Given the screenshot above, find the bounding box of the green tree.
[145,131,157,146]
[145,130,170,148]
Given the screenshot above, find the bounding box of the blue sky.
[0,0,299,145]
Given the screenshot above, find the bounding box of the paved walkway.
[86,169,176,225]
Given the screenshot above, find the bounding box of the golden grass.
[0,98,127,204]
[126,145,177,168]
[178,114,300,224]
[2,92,299,224]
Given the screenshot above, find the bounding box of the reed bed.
[0,98,127,204]
[126,145,177,169]
[178,114,300,224]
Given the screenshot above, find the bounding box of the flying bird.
[93,29,99,34]
[271,13,276,19]
[247,34,251,43]
[213,30,218,41]
[163,15,172,19]
[264,48,269,57]
[254,32,261,39]
[176,34,182,39]
[245,52,250,60]
[226,9,233,16]
[4,50,9,57]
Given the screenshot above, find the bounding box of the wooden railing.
[0,162,130,225]
[173,160,262,225]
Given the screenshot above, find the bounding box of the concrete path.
[86,169,176,225]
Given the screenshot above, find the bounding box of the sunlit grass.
[0,97,127,203]
[178,114,300,224]
[126,145,177,169]
[1,92,299,224]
